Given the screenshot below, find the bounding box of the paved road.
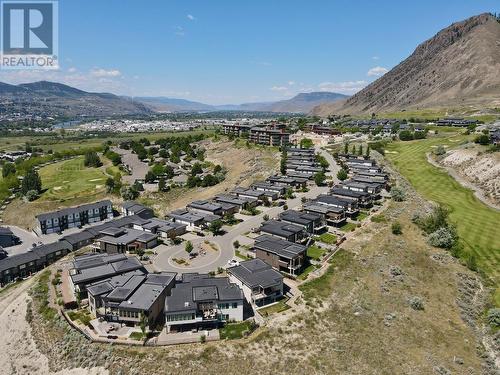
[114,147,149,184]
[317,146,340,183]
[153,177,331,274]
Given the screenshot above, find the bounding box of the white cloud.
[67,67,77,73]
[318,80,368,94]
[367,66,388,77]
[372,56,379,60]
[270,86,288,92]
[187,14,195,21]
[90,68,122,77]
[288,81,295,86]
[174,26,185,36]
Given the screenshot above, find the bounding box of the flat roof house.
[168,209,219,231]
[279,210,325,233]
[87,271,176,330]
[330,187,373,207]
[187,200,223,216]
[251,182,286,197]
[259,220,307,243]
[231,187,265,202]
[164,273,244,333]
[302,202,346,226]
[214,194,257,210]
[266,175,308,189]
[121,201,155,219]
[132,218,187,239]
[314,194,359,216]
[36,200,113,235]
[342,180,383,196]
[253,234,307,276]
[69,253,145,294]
[227,258,283,307]
[98,228,158,254]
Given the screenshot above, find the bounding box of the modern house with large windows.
[164,273,244,333]
[253,234,307,276]
[227,259,283,307]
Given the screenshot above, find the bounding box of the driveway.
[114,147,149,184]
[152,182,330,274]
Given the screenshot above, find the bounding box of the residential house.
[187,200,223,216]
[330,187,373,207]
[87,271,176,329]
[266,175,307,189]
[253,234,307,276]
[121,201,155,219]
[164,273,244,332]
[314,194,359,216]
[259,220,307,243]
[251,182,286,198]
[227,259,283,307]
[279,210,325,234]
[98,227,158,254]
[302,202,346,226]
[214,194,257,211]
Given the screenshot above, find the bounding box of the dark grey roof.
[187,200,222,212]
[99,228,158,246]
[254,234,306,259]
[260,220,304,238]
[168,209,205,224]
[165,274,243,313]
[0,251,41,273]
[228,259,283,288]
[32,240,72,258]
[36,200,112,221]
[60,230,95,245]
[331,187,371,198]
[279,210,321,225]
[70,256,144,285]
[303,202,344,215]
[0,227,14,235]
[72,253,127,270]
[314,195,350,208]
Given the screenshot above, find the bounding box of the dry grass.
[140,140,279,217]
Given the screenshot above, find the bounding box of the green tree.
[344,143,349,154]
[83,151,102,167]
[358,144,363,156]
[158,177,166,191]
[314,171,326,186]
[2,162,16,178]
[300,138,314,149]
[365,145,371,158]
[185,241,194,254]
[474,134,490,145]
[191,162,203,176]
[209,220,223,235]
[145,171,156,183]
[337,168,348,181]
[21,168,42,195]
[139,312,148,338]
[105,177,115,193]
[391,222,402,235]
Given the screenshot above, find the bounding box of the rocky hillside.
[0,81,151,117]
[313,13,500,116]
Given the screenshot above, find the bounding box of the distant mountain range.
[134,91,349,113]
[0,80,349,118]
[0,81,151,117]
[312,13,500,116]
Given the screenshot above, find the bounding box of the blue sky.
[1,0,498,104]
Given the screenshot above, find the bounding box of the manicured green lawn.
[235,249,250,260]
[315,232,337,244]
[297,264,316,280]
[355,211,369,222]
[38,156,108,202]
[307,245,326,260]
[385,133,500,305]
[340,222,357,232]
[258,298,291,316]
[219,321,255,340]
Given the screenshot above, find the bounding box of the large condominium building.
[36,200,113,234]
[249,127,290,146]
[221,123,253,137]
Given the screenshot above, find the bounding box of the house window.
[232,302,238,309]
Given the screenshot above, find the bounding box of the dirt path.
[426,152,500,211]
[0,277,108,375]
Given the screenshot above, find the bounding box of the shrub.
[427,227,457,249]
[434,145,446,155]
[409,296,424,311]
[337,168,348,181]
[263,214,269,221]
[200,334,206,343]
[465,253,478,272]
[474,134,490,145]
[391,222,402,235]
[25,189,39,201]
[391,186,406,202]
[486,308,500,328]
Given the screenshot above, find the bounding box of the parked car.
[227,259,239,267]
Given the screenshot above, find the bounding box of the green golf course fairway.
[385,133,500,306]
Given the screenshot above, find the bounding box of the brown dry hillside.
[313,13,500,116]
